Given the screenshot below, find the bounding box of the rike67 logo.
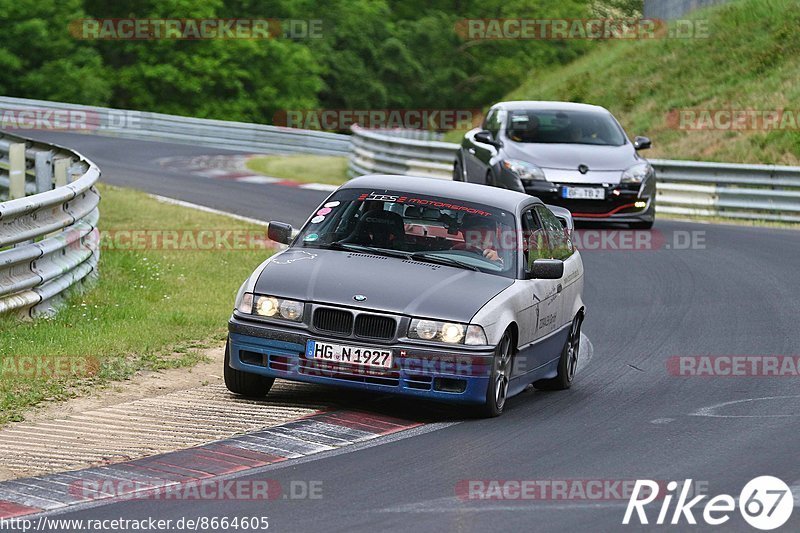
[623,476,794,530]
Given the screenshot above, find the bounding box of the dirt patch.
[17,346,226,426]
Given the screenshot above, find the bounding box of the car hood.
[503,141,638,171]
[253,248,514,323]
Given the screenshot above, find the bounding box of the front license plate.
[305,340,393,369]
[562,186,605,200]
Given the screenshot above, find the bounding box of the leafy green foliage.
[506,0,800,163]
[0,0,626,126]
[0,0,111,103]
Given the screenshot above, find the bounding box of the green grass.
[0,184,274,426]
[465,0,800,165]
[245,154,349,185]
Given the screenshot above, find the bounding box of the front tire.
[477,330,513,418]
[534,315,582,391]
[224,343,274,398]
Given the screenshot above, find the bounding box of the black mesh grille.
[313,308,353,335]
[354,314,396,340]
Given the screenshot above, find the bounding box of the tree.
[0,0,111,104]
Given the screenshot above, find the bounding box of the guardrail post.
[68,163,84,183]
[35,151,54,193]
[53,157,71,188]
[8,143,26,199]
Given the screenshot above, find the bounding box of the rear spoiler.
[545,204,574,231]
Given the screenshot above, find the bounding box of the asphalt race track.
[18,132,800,532]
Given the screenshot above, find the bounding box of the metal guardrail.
[643,0,732,20]
[0,131,100,318]
[649,159,800,222]
[348,125,457,180]
[348,126,800,223]
[0,96,351,157]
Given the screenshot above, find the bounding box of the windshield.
[505,109,627,146]
[296,189,517,278]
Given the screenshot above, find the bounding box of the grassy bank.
[0,184,274,425]
[448,1,800,166]
[245,154,349,185]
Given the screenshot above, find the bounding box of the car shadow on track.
[235,379,580,425]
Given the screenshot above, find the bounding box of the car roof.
[493,100,611,114]
[340,174,540,212]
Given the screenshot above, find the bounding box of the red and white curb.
[0,410,421,518]
[158,154,338,191]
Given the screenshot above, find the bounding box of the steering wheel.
[450,242,485,255]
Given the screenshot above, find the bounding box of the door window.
[521,208,548,272]
[535,206,574,260]
[483,109,501,138]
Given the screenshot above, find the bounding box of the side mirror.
[474,130,502,149]
[528,259,564,280]
[544,204,575,231]
[633,136,651,150]
[267,221,294,245]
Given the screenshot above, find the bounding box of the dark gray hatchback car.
[454,101,656,229]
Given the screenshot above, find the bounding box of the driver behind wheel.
[456,215,504,264]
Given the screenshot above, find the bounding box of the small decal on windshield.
[324,201,340,208]
[317,207,332,216]
[304,233,319,241]
[311,215,325,223]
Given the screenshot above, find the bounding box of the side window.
[521,209,548,271]
[535,206,573,260]
[483,109,501,138]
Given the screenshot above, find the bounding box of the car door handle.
[468,148,476,155]
[557,284,562,293]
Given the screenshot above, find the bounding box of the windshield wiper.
[306,241,481,271]
[410,252,481,272]
[326,241,413,260]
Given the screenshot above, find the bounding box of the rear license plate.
[305,340,393,369]
[562,186,605,200]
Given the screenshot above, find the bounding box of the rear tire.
[534,315,582,391]
[224,343,274,398]
[477,330,513,418]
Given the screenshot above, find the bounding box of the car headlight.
[621,162,652,184]
[502,159,546,181]
[409,319,487,346]
[238,293,305,322]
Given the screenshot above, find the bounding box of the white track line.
[690,395,800,418]
[150,194,269,226]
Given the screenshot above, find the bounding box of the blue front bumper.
[228,316,495,404]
